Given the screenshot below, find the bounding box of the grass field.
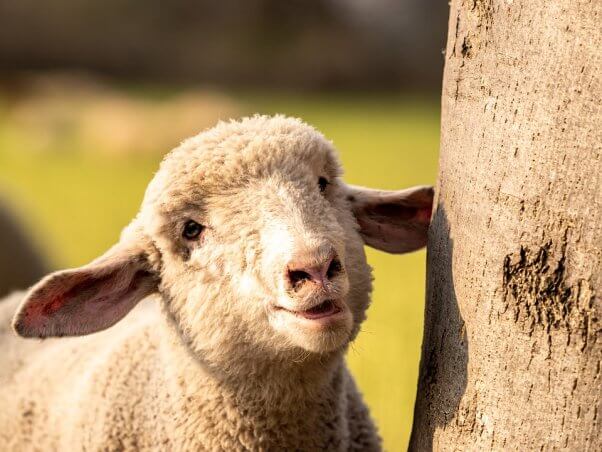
[0,88,440,450]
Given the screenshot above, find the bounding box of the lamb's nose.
[287,254,343,290]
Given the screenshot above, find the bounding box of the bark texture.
[410,0,601,450]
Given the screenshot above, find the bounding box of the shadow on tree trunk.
[409,205,468,452]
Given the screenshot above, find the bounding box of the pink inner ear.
[415,206,433,224]
[367,202,433,225]
[22,272,98,322]
[13,237,160,338]
[18,296,62,334]
[16,267,156,338]
[22,296,61,322]
[42,297,64,316]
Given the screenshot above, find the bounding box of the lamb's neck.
[158,317,351,449]
[158,295,347,405]
[162,320,345,402]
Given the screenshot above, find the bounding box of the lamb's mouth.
[274,299,343,320]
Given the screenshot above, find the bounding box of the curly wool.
[0,116,382,451]
[0,293,379,450]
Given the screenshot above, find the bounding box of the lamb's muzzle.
[286,251,342,290]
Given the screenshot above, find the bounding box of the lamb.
[0,115,433,451]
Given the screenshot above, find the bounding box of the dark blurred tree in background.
[0,0,447,90]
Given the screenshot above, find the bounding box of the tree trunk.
[410,0,601,451]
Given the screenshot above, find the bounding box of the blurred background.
[0,0,447,449]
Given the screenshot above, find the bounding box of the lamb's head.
[13,115,433,364]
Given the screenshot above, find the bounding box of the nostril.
[288,269,312,289]
[326,258,342,279]
[286,252,342,289]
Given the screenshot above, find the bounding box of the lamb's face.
[144,117,372,356]
[13,116,432,370]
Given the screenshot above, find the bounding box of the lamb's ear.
[345,184,434,254]
[13,239,159,338]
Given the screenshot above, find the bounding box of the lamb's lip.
[272,299,344,320]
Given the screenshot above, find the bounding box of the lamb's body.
[1,292,378,451]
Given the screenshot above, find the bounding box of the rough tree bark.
[410,0,600,451]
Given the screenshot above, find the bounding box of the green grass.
[0,91,439,450]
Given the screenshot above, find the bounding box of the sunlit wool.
[1,115,432,450]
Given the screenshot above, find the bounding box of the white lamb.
[0,115,433,451]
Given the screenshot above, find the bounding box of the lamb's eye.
[318,177,329,193]
[182,220,204,240]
